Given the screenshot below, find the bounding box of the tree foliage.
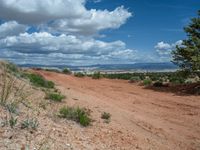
[172,10,200,77]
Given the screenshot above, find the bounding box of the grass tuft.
[45,92,65,102]
[59,106,91,127]
[25,73,55,88]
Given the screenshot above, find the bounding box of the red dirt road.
[38,70,200,150]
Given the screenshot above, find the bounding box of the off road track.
[37,70,200,150]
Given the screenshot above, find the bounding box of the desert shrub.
[169,76,185,84]
[74,72,85,78]
[59,106,91,127]
[129,76,141,83]
[45,92,65,102]
[21,118,39,130]
[153,81,164,87]
[26,73,55,88]
[45,68,61,73]
[5,62,19,74]
[143,78,152,86]
[92,72,101,79]
[0,69,16,105]
[63,68,71,74]
[101,112,111,120]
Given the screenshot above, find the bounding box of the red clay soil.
[36,70,200,150]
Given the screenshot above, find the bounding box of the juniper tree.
[172,10,200,77]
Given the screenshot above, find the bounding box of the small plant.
[143,78,152,86]
[101,112,111,120]
[129,76,141,83]
[39,101,48,110]
[21,118,39,130]
[153,81,164,87]
[9,116,17,128]
[59,106,91,127]
[45,92,65,102]
[74,72,85,78]
[26,73,55,88]
[169,76,185,84]
[6,103,18,114]
[0,65,16,106]
[5,62,19,74]
[63,68,71,74]
[92,72,101,79]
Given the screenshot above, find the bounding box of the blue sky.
[0,0,199,65]
[87,0,200,58]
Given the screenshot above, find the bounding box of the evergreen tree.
[172,10,200,77]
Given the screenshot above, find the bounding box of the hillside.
[0,62,200,150]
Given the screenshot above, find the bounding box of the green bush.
[45,92,65,102]
[153,81,164,87]
[169,76,185,84]
[143,78,152,86]
[101,112,111,120]
[74,72,85,78]
[63,68,71,74]
[26,73,55,88]
[129,76,141,83]
[59,106,91,127]
[92,72,101,79]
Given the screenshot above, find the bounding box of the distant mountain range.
[19,62,178,72]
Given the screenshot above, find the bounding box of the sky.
[0,0,199,66]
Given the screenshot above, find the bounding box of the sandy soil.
[30,70,200,150]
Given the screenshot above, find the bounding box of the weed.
[21,118,39,130]
[45,92,65,102]
[25,73,55,88]
[9,116,17,128]
[5,62,19,74]
[6,103,18,114]
[0,65,16,105]
[101,112,111,120]
[59,106,91,127]
[39,101,48,110]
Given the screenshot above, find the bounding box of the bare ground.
[0,69,200,150]
[35,70,200,150]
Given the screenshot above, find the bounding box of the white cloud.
[155,40,182,55]
[0,0,133,65]
[0,0,131,35]
[0,32,137,65]
[0,0,86,24]
[0,21,27,38]
[39,6,132,35]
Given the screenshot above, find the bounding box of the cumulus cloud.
[0,32,137,65]
[155,40,182,55]
[0,0,134,65]
[0,21,27,38]
[0,0,131,35]
[44,6,132,35]
[0,0,86,24]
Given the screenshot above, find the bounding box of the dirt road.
[37,70,200,150]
